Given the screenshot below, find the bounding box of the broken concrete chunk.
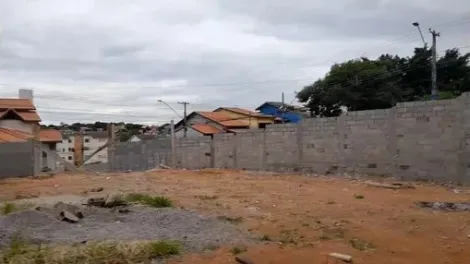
[235,256,254,264]
[90,187,104,193]
[328,253,353,263]
[59,210,79,223]
[86,197,106,207]
[365,181,415,190]
[416,201,470,211]
[53,202,84,219]
[105,193,126,207]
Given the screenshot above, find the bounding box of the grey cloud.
[0,0,469,125]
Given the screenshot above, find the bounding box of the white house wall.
[83,135,108,164]
[56,137,75,163]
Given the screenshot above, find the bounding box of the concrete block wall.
[0,141,34,178]
[394,99,463,182]
[461,93,470,182]
[110,138,172,171]
[175,137,212,169]
[213,134,236,168]
[265,124,299,172]
[108,93,470,184]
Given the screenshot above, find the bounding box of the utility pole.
[281,92,285,124]
[177,101,189,137]
[429,28,440,100]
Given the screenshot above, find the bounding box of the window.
[68,139,72,143]
[62,148,65,152]
[85,138,90,143]
[68,156,72,160]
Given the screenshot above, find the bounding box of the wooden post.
[32,123,41,177]
[170,120,176,168]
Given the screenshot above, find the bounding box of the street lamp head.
[157,99,163,103]
[412,22,419,27]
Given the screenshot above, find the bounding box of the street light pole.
[412,22,427,47]
[412,22,440,100]
[177,102,189,138]
[157,100,183,119]
[429,28,441,100]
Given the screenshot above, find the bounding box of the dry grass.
[0,237,180,264]
[0,203,34,216]
[125,193,173,208]
[1,170,470,264]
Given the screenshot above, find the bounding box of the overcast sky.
[0,0,469,125]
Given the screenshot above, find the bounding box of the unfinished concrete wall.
[110,138,172,172]
[108,93,470,184]
[0,141,34,178]
[109,136,213,171]
[175,137,212,169]
[212,92,470,184]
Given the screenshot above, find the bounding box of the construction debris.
[159,164,172,169]
[89,187,104,193]
[85,193,127,208]
[416,201,470,211]
[328,253,353,263]
[53,202,84,219]
[365,181,415,190]
[235,256,254,264]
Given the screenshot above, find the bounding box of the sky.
[0,0,469,125]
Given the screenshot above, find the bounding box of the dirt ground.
[1,169,469,264]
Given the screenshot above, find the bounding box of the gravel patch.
[0,205,253,252]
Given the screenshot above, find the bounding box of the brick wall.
[109,93,470,184]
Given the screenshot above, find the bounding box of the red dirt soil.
[0,169,469,264]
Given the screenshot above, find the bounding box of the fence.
[109,92,470,184]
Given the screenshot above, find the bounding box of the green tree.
[297,46,470,116]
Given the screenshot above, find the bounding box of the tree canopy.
[297,47,470,117]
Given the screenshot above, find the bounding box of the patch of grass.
[318,227,346,241]
[217,215,243,224]
[0,203,17,216]
[0,238,181,264]
[125,193,173,208]
[146,240,181,257]
[230,246,247,255]
[354,194,364,199]
[279,229,302,245]
[0,203,34,216]
[202,244,220,251]
[194,195,218,200]
[259,235,272,241]
[32,173,55,180]
[349,238,375,251]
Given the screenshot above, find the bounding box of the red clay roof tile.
[0,128,62,143]
[0,99,35,110]
[191,124,224,135]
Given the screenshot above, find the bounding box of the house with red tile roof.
[173,107,275,138]
[173,111,249,138]
[213,107,275,129]
[0,89,63,171]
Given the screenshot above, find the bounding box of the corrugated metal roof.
[191,124,224,135]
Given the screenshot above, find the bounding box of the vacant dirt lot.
[1,170,469,264]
